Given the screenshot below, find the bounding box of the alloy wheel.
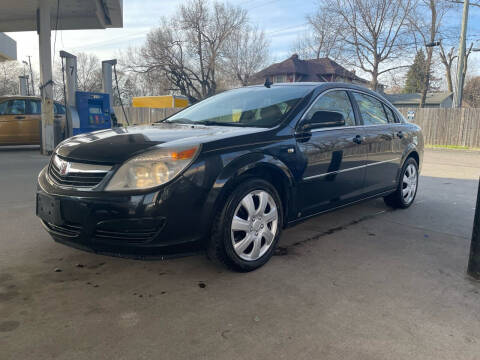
[402,163,418,205]
[231,190,279,261]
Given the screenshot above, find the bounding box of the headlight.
[105,145,200,191]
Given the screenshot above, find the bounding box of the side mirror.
[301,110,345,131]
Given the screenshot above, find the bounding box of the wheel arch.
[402,144,421,168]
[203,153,296,233]
[396,146,421,186]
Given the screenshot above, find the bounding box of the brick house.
[253,54,378,89]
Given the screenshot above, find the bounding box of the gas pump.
[59,50,117,138]
[74,92,111,135]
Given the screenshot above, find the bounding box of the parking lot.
[1,147,479,359]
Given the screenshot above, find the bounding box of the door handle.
[353,134,364,144]
[397,131,404,139]
[15,116,25,120]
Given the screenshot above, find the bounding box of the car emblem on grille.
[59,159,71,175]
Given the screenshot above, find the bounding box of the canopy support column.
[38,0,54,154]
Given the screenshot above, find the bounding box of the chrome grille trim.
[48,155,111,188]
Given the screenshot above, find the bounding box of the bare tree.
[438,43,456,92]
[130,0,247,102]
[325,0,414,91]
[292,9,344,60]
[0,61,23,96]
[52,52,102,102]
[408,0,452,107]
[111,58,171,105]
[222,24,269,86]
[464,76,480,107]
[76,53,102,92]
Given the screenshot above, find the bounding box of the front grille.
[48,155,111,188]
[42,221,82,237]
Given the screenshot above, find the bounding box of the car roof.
[247,81,383,95]
[0,95,64,104]
[245,82,391,104]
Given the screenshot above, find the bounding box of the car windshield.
[164,85,313,128]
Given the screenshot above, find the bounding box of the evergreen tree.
[404,50,427,94]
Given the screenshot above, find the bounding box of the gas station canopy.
[0,0,123,32]
[0,0,123,154]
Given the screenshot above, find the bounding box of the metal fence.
[114,106,480,148]
[398,108,480,148]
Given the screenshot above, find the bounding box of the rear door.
[384,104,406,165]
[296,90,368,216]
[351,92,400,195]
[26,99,42,144]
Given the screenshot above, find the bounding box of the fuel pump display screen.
[89,106,102,115]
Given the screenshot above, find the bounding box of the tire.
[384,157,419,209]
[207,178,283,272]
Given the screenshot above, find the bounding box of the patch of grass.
[426,144,480,151]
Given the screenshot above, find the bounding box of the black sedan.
[36,82,423,271]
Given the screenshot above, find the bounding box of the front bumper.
[36,167,208,257]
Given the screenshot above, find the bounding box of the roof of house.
[254,54,368,84]
[385,92,453,105]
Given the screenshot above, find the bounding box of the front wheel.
[384,157,419,209]
[207,178,283,272]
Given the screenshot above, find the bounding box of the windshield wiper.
[161,118,194,124]
[196,120,244,127]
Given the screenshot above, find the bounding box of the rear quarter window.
[0,101,7,115]
[27,100,41,114]
[383,105,397,123]
[55,103,66,114]
[353,92,388,125]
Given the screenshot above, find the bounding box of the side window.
[383,105,397,123]
[304,90,355,127]
[0,101,7,115]
[27,100,41,115]
[55,103,66,114]
[7,99,26,115]
[353,93,388,125]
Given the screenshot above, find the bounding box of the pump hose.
[113,64,130,126]
[61,56,69,137]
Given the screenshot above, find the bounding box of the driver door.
[296,90,368,216]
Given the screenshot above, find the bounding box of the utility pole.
[27,56,35,96]
[454,0,469,108]
[21,60,30,95]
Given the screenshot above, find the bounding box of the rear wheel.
[384,157,419,209]
[207,178,283,272]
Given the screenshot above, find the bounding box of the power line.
[249,0,279,10]
[267,22,308,36]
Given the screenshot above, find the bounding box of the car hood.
[56,123,267,164]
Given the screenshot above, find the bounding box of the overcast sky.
[5,0,480,80]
